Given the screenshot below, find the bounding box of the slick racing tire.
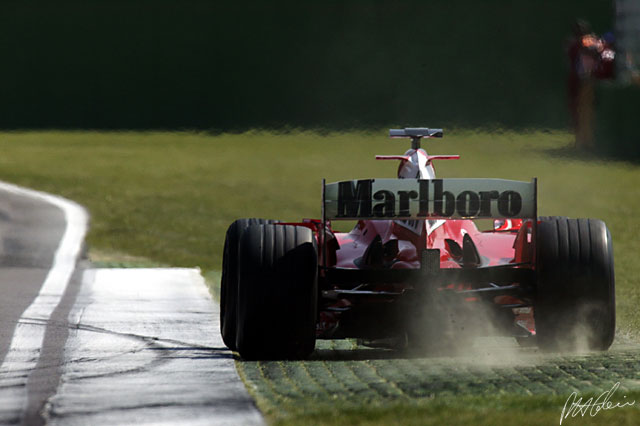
[220,218,275,351]
[537,216,568,222]
[235,224,318,360]
[535,218,615,352]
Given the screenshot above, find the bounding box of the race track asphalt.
[0,182,80,425]
[0,183,263,425]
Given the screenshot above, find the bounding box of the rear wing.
[322,178,537,220]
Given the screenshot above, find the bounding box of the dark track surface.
[0,189,66,360]
[0,185,79,425]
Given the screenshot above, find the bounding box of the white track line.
[0,181,88,414]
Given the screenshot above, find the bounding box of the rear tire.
[236,224,318,360]
[220,218,274,351]
[537,216,568,222]
[535,218,615,351]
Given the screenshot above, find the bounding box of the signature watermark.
[560,382,635,424]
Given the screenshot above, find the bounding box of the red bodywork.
[279,129,538,342]
[288,215,536,341]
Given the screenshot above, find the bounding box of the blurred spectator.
[567,20,617,150]
[596,31,616,79]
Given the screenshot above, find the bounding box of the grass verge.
[237,338,640,425]
[0,129,638,330]
[1,129,640,424]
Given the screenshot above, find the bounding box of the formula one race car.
[220,128,615,359]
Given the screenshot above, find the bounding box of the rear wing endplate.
[322,178,537,220]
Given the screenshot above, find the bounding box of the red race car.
[220,128,615,359]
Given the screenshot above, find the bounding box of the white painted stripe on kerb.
[0,181,88,414]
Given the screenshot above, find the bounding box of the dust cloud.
[396,295,621,367]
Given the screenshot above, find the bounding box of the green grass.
[0,129,638,329]
[237,339,640,425]
[262,390,640,426]
[1,129,640,424]
[269,394,640,426]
